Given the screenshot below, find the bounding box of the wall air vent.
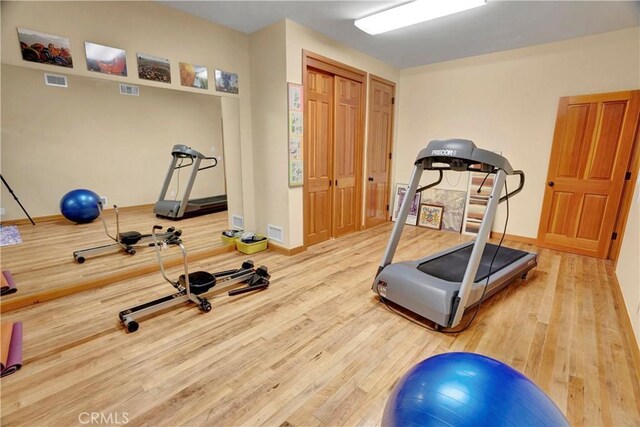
[267,224,284,243]
[44,73,68,88]
[119,83,139,96]
[232,215,244,230]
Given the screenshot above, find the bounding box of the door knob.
[548,181,555,187]
[368,177,374,181]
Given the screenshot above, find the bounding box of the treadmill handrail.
[416,170,443,194]
[499,170,524,203]
[197,156,218,171]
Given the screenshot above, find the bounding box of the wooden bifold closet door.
[303,52,365,247]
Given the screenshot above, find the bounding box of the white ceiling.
[161,1,640,69]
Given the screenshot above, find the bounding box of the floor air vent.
[119,83,139,96]
[44,73,68,87]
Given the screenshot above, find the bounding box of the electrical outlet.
[100,196,107,207]
[0,207,5,216]
[170,190,177,198]
[210,146,216,154]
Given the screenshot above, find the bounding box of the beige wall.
[0,1,253,227]
[284,19,400,247]
[248,21,288,242]
[616,176,640,345]
[396,27,640,238]
[1,64,224,219]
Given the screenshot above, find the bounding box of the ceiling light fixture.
[354,0,488,35]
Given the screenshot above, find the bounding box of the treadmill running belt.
[417,243,528,283]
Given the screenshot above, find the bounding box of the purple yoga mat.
[1,322,22,377]
[1,270,17,296]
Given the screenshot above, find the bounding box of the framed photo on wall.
[137,52,170,83]
[17,28,73,68]
[418,204,444,230]
[85,42,127,76]
[179,62,208,89]
[214,69,239,94]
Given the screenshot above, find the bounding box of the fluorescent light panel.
[355,0,487,35]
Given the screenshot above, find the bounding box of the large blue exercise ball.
[59,189,101,223]
[383,352,568,427]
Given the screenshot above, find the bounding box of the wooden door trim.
[302,50,367,245]
[611,106,640,264]
[364,74,396,229]
[303,50,366,83]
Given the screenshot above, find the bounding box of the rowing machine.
[118,225,270,332]
[73,204,182,263]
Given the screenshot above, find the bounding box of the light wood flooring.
[0,208,229,311]
[1,221,639,426]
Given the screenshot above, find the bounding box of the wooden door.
[364,76,395,228]
[333,76,361,237]
[304,68,334,246]
[537,90,640,258]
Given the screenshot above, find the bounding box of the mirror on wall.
[0,64,242,301]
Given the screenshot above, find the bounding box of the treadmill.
[373,139,537,329]
[154,144,228,220]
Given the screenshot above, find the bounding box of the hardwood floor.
[0,208,230,311]
[1,222,639,426]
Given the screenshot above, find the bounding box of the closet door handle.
[368,177,374,182]
[548,181,555,187]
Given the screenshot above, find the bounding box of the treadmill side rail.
[450,169,507,327]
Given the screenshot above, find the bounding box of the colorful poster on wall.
[85,42,127,76]
[179,62,208,89]
[17,28,73,68]
[137,53,171,83]
[288,83,303,187]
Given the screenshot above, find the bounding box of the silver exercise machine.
[372,139,537,329]
[118,225,270,332]
[154,144,227,220]
[73,203,182,264]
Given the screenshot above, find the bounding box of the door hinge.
[389,152,392,160]
[386,204,389,211]
[392,97,395,105]
[625,171,632,180]
[612,232,618,240]
[329,180,332,187]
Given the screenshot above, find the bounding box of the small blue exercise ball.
[59,189,101,223]
[383,352,568,427]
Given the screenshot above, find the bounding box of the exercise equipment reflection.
[60,189,101,223]
[154,144,227,220]
[73,204,182,263]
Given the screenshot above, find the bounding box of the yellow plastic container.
[235,235,268,255]
[221,230,243,245]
